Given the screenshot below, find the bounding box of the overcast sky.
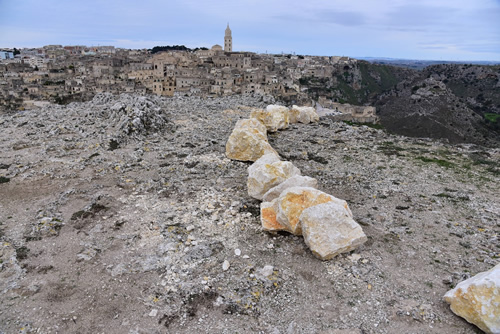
[0,0,499,60]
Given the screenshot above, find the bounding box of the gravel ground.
[0,93,498,334]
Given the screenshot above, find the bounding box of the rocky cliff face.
[365,64,500,147]
[0,93,499,333]
[303,61,500,147]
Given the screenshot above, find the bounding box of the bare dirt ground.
[0,94,499,334]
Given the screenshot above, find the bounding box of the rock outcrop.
[300,202,367,260]
[444,263,500,334]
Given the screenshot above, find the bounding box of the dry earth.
[0,93,499,334]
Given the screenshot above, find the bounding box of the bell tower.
[224,23,232,52]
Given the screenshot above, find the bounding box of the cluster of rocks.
[226,104,367,260]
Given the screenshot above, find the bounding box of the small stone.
[260,265,274,277]
[250,105,289,132]
[444,263,500,334]
[247,154,301,200]
[289,105,319,124]
[262,175,318,202]
[234,249,241,256]
[149,309,158,317]
[300,201,367,260]
[348,254,362,263]
[222,260,230,271]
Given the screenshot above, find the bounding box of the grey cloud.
[273,9,366,27]
[315,10,366,27]
[386,4,458,28]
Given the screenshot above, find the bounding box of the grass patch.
[434,193,454,198]
[485,113,500,123]
[486,166,500,176]
[343,120,384,130]
[416,156,454,168]
[0,176,10,184]
[377,141,405,156]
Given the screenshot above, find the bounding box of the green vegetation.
[485,113,500,123]
[343,120,384,130]
[150,45,208,54]
[0,176,10,183]
[416,156,454,168]
[377,141,405,156]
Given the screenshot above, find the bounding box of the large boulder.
[275,187,352,235]
[262,175,318,202]
[289,105,319,124]
[247,154,301,200]
[250,105,289,132]
[444,263,500,334]
[234,118,267,135]
[300,201,367,260]
[225,127,278,162]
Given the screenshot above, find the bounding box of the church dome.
[211,44,223,51]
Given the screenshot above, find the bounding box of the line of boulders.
[225,104,367,260]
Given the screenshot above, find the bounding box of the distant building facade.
[0,51,14,60]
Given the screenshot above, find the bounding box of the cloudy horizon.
[0,0,499,61]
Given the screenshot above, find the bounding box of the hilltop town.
[0,25,377,123]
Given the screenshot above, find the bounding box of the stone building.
[224,24,232,52]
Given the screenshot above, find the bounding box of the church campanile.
[224,24,232,52]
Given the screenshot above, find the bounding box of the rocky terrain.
[303,61,500,147]
[374,64,500,147]
[0,93,499,333]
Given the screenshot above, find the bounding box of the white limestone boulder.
[234,118,267,135]
[250,105,289,132]
[225,127,278,162]
[444,263,500,334]
[260,199,290,233]
[275,187,352,236]
[262,175,318,203]
[247,154,301,200]
[289,105,319,124]
[300,201,367,260]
